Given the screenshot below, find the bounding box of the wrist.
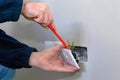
[21,1,27,14]
[29,52,38,67]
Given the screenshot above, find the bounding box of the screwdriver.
[48,24,70,49]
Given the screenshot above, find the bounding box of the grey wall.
[1,0,120,80]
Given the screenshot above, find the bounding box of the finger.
[39,12,50,28]
[38,22,49,29]
[63,61,80,70]
[53,44,64,53]
[34,14,44,23]
[64,63,80,70]
[51,22,56,30]
[34,7,46,24]
[42,11,50,25]
[54,64,78,72]
[47,10,56,30]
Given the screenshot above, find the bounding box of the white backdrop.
[1,0,120,80]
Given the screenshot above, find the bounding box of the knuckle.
[43,3,48,7]
[43,4,49,9]
[41,7,47,12]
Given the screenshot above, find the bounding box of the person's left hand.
[29,44,79,72]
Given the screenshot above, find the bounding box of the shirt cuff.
[20,47,37,68]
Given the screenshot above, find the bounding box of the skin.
[22,2,56,29]
[21,2,80,72]
[29,45,79,72]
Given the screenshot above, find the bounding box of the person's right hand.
[21,2,55,29]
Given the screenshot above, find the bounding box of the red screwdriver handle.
[48,24,70,49]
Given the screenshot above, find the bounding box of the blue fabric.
[0,65,15,80]
[0,0,37,79]
[0,0,37,69]
[0,0,23,22]
[0,29,37,69]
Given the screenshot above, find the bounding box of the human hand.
[21,2,55,29]
[29,44,79,72]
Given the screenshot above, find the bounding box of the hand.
[21,2,56,29]
[29,44,79,72]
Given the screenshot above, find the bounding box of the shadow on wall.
[10,22,57,43]
[68,22,88,72]
[60,22,87,46]
[9,22,57,50]
[15,60,87,80]
[71,22,87,46]
[14,66,85,80]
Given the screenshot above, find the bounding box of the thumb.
[50,22,56,31]
[53,44,64,52]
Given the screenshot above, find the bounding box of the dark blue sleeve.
[0,29,37,69]
[0,0,23,22]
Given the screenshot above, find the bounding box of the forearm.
[0,29,37,69]
[0,0,23,23]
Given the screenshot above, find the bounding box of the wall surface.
[1,0,120,80]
